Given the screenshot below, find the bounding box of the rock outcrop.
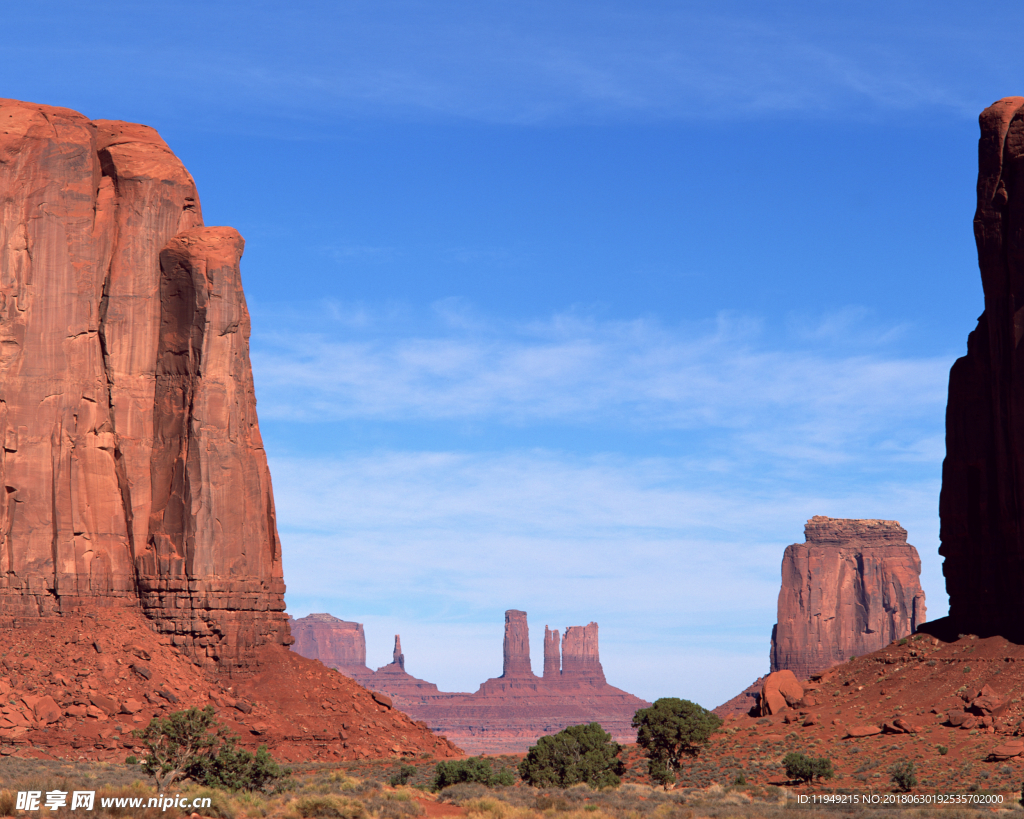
[289,614,367,672]
[0,99,290,671]
[291,610,649,754]
[563,622,606,683]
[936,96,1024,641]
[543,626,560,678]
[502,610,533,677]
[770,517,926,680]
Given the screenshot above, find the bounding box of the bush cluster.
[133,706,288,792]
[432,757,514,791]
[519,723,624,789]
[782,752,834,783]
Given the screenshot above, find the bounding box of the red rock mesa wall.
[289,614,367,671]
[770,516,926,680]
[938,96,1024,641]
[0,99,288,671]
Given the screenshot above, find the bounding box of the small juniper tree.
[632,698,722,786]
[134,706,288,792]
[519,723,624,789]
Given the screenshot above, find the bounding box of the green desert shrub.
[632,698,722,786]
[782,752,834,783]
[432,758,514,791]
[519,723,624,789]
[889,760,917,793]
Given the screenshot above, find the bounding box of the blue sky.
[5,1,1020,706]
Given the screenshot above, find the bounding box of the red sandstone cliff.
[935,96,1024,641]
[291,609,649,754]
[770,516,926,680]
[0,99,289,671]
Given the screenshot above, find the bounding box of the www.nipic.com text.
[16,791,214,811]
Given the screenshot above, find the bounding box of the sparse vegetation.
[133,706,288,792]
[519,722,624,789]
[781,752,834,784]
[632,698,722,785]
[432,757,514,790]
[889,759,917,792]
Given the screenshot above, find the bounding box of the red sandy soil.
[675,632,1024,794]
[0,607,461,763]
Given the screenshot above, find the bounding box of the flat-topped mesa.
[0,99,288,671]
[770,516,926,680]
[393,635,405,671]
[543,627,561,678]
[562,622,606,683]
[289,615,366,672]
[502,610,534,677]
[936,97,1024,641]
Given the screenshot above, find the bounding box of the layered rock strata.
[291,610,649,754]
[0,99,288,671]
[937,96,1024,640]
[770,517,926,680]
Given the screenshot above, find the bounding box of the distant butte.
[771,516,926,680]
[715,516,925,716]
[290,609,650,754]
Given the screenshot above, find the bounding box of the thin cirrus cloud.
[0,3,1000,128]
[251,306,952,465]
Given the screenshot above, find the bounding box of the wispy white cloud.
[253,307,951,466]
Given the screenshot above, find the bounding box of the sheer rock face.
[293,609,649,754]
[543,627,560,678]
[562,622,606,683]
[770,517,926,680]
[938,96,1024,640]
[289,614,366,671]
[502,609,533,677]
[0,99,288,671]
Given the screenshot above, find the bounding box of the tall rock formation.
[393,635,405,671]
[770,517,926,680]
[502,609,533,677]
[543,626,560,678]
[562,622,606,683]
[293,609,649,754]
[0,99,288,671]
[937,96,1024,640]
[289,614,366,671]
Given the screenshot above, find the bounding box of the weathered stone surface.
[844,725,882,738]
[562,622,606,683]
[392,635,405,671]
[289,614,367,672]
[503,610,533,677]
[0,98,288,671]
[990,741,1024,760]
[770,517,927,680]
[971,684,1009,716]
[292,609,649,754]
[757,670,804,716]
[936,96,1024,641]
[543,626,560,678]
